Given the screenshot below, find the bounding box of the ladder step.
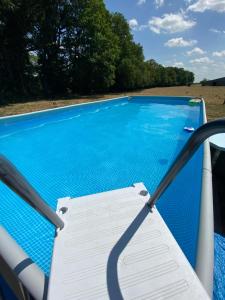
[47,183,209,300]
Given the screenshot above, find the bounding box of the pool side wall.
[195,100,214,298]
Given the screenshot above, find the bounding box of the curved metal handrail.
[0,155,64,229]
[148,118,225,208]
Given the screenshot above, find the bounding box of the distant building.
[202,77,225,86]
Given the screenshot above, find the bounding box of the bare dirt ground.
[1,85,225,120]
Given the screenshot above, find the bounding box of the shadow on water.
[106,204,150,299]
[158,158,169,165]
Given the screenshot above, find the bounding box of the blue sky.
[104,0,225,82]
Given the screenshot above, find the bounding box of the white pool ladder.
[47,183,209,300]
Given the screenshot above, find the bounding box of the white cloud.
[139,25,148,31]
[155,0,164,8]
[137,0,146,5]
[128,19,139,30]
[190,57,213,64]
[210,28,220,33]
[149,13,196,34]
[212,50,225,57]
[187,47,205,55]
[128,19,148,31]
[188,0,225,13]
[165,37,197,47]
[188,61,225,82]
[173,62,184,67]
[210,28,225,34]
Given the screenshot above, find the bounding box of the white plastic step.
[47,183,209,300]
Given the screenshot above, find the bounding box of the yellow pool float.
[189,98,202,106]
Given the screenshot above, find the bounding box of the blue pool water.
[0,96,203,276]
[214,233,225,299]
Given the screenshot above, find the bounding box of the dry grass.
[1,85,225,121]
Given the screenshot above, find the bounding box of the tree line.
[0,0,194,101]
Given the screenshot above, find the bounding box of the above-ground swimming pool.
[0,97,204,280]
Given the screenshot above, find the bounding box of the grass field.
[0,85,225,121]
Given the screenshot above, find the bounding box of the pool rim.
[0,96,128,121]
[195,99,214,297]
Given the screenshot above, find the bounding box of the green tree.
[0,0,37,99]
[31,0,69,96]
[0,0,195,101]
[68,0,119,93]
[200,78,208,86]
[111,13,145,90]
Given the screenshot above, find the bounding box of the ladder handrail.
[0,155,64,230]
[148,118,225,208]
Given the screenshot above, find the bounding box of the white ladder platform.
[47,183,209,300]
